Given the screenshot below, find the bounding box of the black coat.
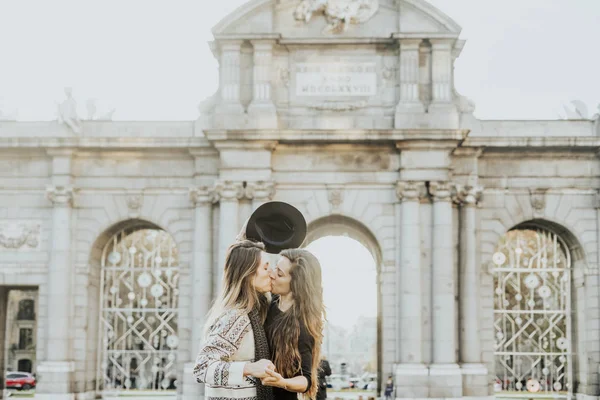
[317,360,332,400]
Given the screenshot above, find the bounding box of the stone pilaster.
[183,186,217,399]
[395,39,424,128]
[455,184,484,362]
[36,186,75,399]
[395,181,428,398]
[216,40,244,115]
[247,40,277,128]
[429,181,462,398]
[214,180,244,294]
[455,182,488,396]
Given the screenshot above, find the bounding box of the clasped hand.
[248,359,286,388]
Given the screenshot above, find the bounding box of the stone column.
[395,39,424,127]
[429,181,461,397]
[455,183,488,395]
[217,40,244,114]
[183,187,216,399]
[247,41,277,129]
[394,181,428,398]
[456,184,483,363]
[37,186,75,399]
[214,181,243,294]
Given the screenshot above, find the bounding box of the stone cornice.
[205,129,468,143]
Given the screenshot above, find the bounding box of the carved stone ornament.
[127,194,143,218]
[0,221,41,250]
[327,186,344,212]
[530,189,547,217]
[294,0,379,33]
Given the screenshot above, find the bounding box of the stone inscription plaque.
[295,62,377,97]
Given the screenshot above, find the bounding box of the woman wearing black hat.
[260,249,325,400]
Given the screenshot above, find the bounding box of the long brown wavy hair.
[204,240,269,336]
[270,248,325,398]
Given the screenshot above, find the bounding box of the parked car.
[6,371,36,390]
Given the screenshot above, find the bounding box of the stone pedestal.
[394,364,429,398]
[428,39,459,128]
[182,362,204,400]
[460,363,489,397]
[428,363,463,398]
[35,361,75,400]
[395,39,425,128]
[215,40,245,128]
[247,40,277,129]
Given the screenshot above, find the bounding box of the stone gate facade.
[0,0,599,399]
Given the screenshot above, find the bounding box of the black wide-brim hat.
[245,201,307,254]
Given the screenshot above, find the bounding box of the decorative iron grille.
[493,229,572,398]
[97,229,180,392]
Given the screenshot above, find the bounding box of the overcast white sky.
[307,236,377,330]
[0,0,599,121]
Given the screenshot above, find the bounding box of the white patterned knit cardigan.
[193,308,258,400]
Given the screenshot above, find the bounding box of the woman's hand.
[243,359,275,379]
[261,368,287,389]
[235,218,249,242]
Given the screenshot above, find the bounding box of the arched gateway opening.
[492,220,581,398]
[93,220,180,394]
[304,215,382,395]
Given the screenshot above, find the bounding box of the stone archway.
[87,219,181,395]
[303,214,384,393]
[490,219,590,398]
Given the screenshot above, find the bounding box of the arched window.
[493,228,571,396]
[97,228,179,392]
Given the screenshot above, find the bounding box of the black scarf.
[249,308,274,400]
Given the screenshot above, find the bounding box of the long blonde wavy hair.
[270,248,325,398]
[204,240,269,337]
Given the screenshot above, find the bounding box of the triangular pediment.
[212,0,461,38]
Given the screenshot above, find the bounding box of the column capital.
[46,186,75,207]
[454,184,483,206]
[398,38,422,49]
[250,39,276,49]
[190,186,218,206]
[430,181,454,202]
[213,180,244,202]
[429,38,454,49]
[218,39,244,51]
[396,181,427,201]
[244,180,276,202]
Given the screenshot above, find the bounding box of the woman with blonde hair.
[193,239,275,400]
[261,248,326,400]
